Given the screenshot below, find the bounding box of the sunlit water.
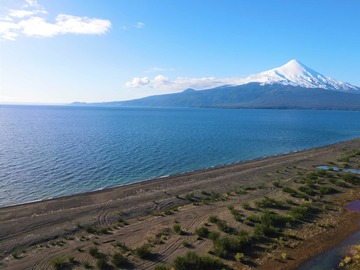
[1,105,360,207]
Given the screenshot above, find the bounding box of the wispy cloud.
[0,1,111,40]
[24,0,40,8]
[9,9,47,18]
[135,21,144,29]
[125,75,245,91]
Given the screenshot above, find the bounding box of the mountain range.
[73,60,360,110]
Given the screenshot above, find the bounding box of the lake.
[1,105,360,207]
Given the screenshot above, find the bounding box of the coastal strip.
[1,138,360,269]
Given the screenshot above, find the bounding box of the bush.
[52,257,67,270]
[173,251,229,270]
[89,246,99,257]
[242,202,251,210]
[254,197,285,209]
[290,203,315,221]
[247,214,261,224]
[173,224,182,234]
[341,173,359,185]
[96,257,108,270]
[83,260,91,269]
[195,226,209,238]
[208,231,220,241]
[185,192,195,201]
[208,215,220,223]
[216,220,233,233]
[298,186,316,196]
[213,234,252,258]
[319,186,337,194]
[273,181,282,187]
[154,264,169,270]
[135,244,152,258]
[111,252,128,267]
[85,225,109,235]
[282,186,298,196]
[235,252,245,262]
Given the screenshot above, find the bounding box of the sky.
[0,0,360,104]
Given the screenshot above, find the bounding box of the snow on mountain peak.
[240,60,359,92]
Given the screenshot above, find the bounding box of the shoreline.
[1,138,360,269]
[1,136,358,210]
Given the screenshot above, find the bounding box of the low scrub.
[135,244,152,259]
[112,252,128,267]
[195,226,210,238]
[173,251,230,270]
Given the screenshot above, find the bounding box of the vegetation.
[135,244,152,259]
[173,224,182,234]
[112,252,128,267]
[173,251,230,270]
[254,197,285,209]
[195,226,210,238]
[51,257,67,270]
[213,233,252,258]
[85,225,109,235]
[289,202,316,221]
[96,257,109,270]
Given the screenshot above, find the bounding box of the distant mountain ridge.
[72,60,360,110]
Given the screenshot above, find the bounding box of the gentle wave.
[1,105,360,207]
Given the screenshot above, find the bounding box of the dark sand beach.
[1,139,360,269]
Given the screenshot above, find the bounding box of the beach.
[1,138,360,269]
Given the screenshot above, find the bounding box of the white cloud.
[125,77,150,88]
[0,21,21,40]
[56,14,111,35]
[24,0,40,8]
[0,1,111,40]
[9,9,47,18]
[125,75,246,91]
[135,22,144,29]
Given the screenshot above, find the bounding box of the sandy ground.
[1,138,360,269]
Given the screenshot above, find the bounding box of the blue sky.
[1,0,360,103]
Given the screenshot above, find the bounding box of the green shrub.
[216,220,233,233]
[273,181,281,187]
[213,234,252,258]
[51,257,67,270]
[89,246,99,257]
[173,251,229,270]
[185,192,195,201]
[173,224,182,234]
[83,260,91,269]
[85,225,109,235]
[282,186,298,196]
[289,202,315,221]
[298,186,316,196]
[112,252,128,267]
[242,202,251,210]
[208,215,220,223]
[208,231,220,241]
[96,257,108,270]
[254,197,285,209]
[135,244,152,259]
[195,226,209,238]
[319,186,337,194]
[235,252,245,262]
[341,173,359,184]
[247,214,261,224]
[154,264,169,270]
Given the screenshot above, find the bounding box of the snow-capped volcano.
[240,60,358,92]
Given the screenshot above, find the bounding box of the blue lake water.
[1,105,360,207]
